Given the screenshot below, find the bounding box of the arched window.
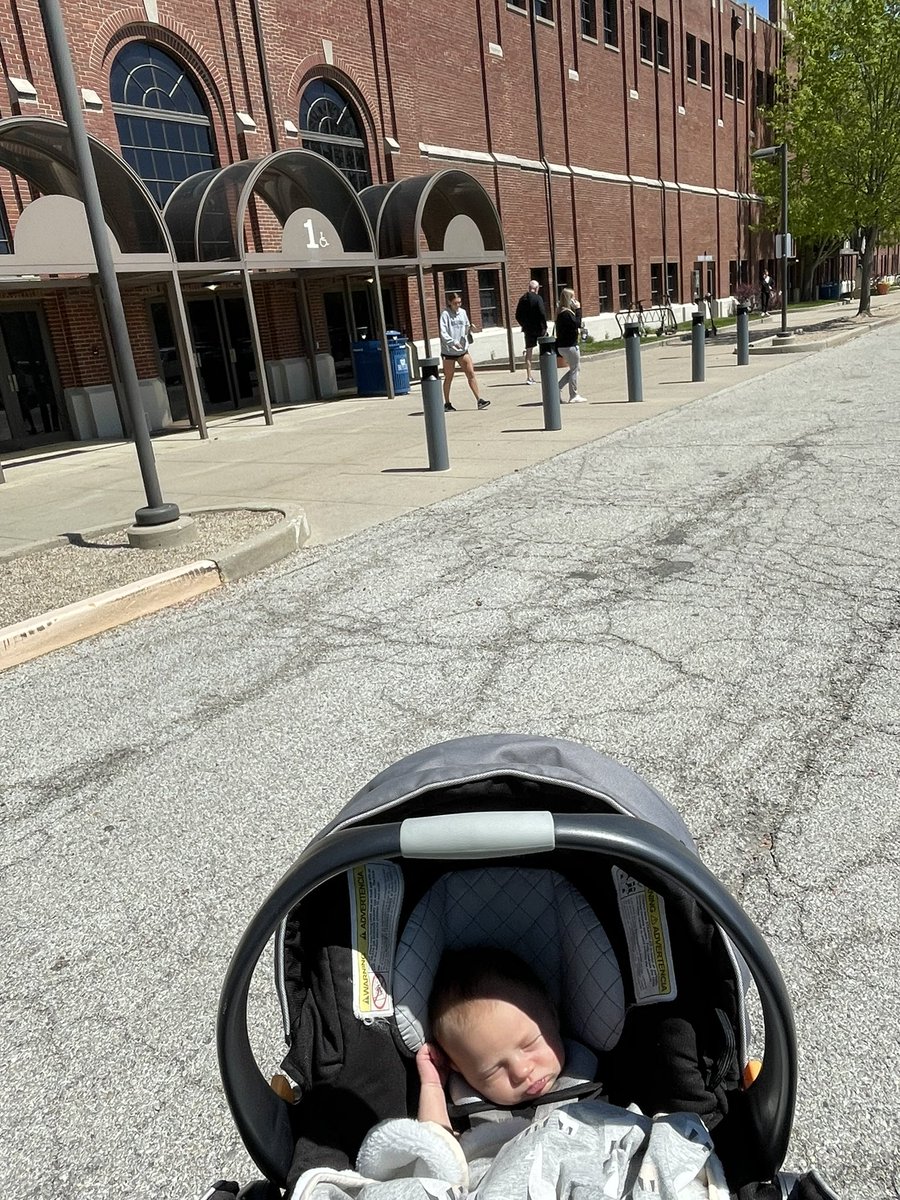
[299,79,372,192]
[111,42,217,206]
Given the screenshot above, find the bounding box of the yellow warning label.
[613,866,677,1005]
[348,861,403,1020]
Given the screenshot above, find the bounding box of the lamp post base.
[126,514,198,549]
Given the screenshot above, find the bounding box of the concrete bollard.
[691,312,706,382]
[420,357,450,471]
[538,335,562,431]
[624,320,643,402]
[736,303,750,366]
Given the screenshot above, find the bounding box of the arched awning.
[0,116,174,270]
[361,169,506,266]
[163,149,376,269]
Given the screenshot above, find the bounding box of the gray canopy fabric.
[0,115,173,260]
[360,169,506,265]
[310,733,697,849]
[163,148,377,266]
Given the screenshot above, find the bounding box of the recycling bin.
[351,332,411,397]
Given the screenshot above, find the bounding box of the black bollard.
[420,357,450,471]
[691,312,706,382]
[736,303,750,366]
[624,320,643,402]
[538,335,562,430]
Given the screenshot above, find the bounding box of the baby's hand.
[416,1041,449,1089]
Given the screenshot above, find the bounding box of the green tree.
[757,0,900,314]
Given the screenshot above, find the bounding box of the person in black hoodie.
[555,288,586,403]
[514,280,548,384]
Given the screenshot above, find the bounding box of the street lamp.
[751,142,789,338]
[38,0,189,544]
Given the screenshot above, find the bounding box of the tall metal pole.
[38,0,180,527]
[779,142,789,338]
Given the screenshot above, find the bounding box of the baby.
[416,946,567,1131]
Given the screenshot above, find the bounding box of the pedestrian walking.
[514,279,548,385]
[760,271,773,317]
[555,288,586,403]
[439,292,490,411]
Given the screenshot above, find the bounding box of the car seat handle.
[218,814,795,1186]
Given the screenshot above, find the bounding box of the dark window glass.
[686,34,697,81]
[603,0,618,45]
[650,263,663,305]
[535,0,553,18]
[581,0,597,37]
[736,59,745,101]
[655,17,669,68]
[700,40,711,87]
[666,262,679,301]
[0,202,10,254]
[556,265,574,294]
[597,265,613,311]
[443,270,468,310]
[755,68,765,108]
[728,260,738,292]
[639,9,652,61]
[478,270,501,327]
[617,264,632,308]
[766,72,776,105]
[530,266,550,296]
[724,53,734,97]
[300,80,372,192]
[111,42,216,206]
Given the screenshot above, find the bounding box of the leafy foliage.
[756,0,900,311]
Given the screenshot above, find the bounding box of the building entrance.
[323,286,397,389]
[151,293,257,419]
[0,307,66,451]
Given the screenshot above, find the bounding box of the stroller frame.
[217,737,797,1193]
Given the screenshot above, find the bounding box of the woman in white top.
[438,292,490,411]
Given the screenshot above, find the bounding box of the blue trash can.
[818,283,840,301]
[352,340,384,396]
[386,331,410,395]
[352,334,411,396]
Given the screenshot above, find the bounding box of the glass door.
[0,308,66,450]
[221,296,256,404]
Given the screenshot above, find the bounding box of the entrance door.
[181,294,256,411]
[0,308,66,450]
[324,287,382,388]
[323,291,354,387]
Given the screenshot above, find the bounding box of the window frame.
[655,16,670,70]
[686,33,697,82]
[700,39,712,87]
[639,8,653,63]
[110,41,217,207]
[617,264,632,309]
[597,264,613,312]
[602,0,619,47]
[581,0,598,40]
[724,52,734,98]
[735,59,745,102]
[477,269,502,328]
[299,78,372,192]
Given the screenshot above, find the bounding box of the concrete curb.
[0,505,310,672]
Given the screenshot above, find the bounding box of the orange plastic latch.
[742,1058,763,1088]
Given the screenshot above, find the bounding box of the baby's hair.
[428,946,553,1036]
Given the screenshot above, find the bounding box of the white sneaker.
[570,394,587,403]
[525,378,537,385]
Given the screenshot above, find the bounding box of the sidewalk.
[4,294,896,554]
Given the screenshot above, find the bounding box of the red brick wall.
[0,0,849,400]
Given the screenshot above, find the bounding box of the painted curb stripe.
[0,560,221,672]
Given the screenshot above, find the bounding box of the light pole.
[38,0,189,543]
[751,142,790,337]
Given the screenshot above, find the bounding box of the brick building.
[0,0,785,451]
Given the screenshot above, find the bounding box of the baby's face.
[438,994,565,1107]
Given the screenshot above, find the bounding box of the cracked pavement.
[1,325,899,1198]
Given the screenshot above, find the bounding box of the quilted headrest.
[394,867,625,1054]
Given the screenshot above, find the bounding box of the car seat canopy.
[394,867,626,1053]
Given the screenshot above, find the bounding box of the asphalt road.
[2,326,899,1199]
